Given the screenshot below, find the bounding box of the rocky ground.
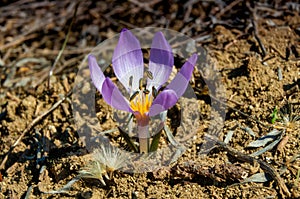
[0,1,299,198]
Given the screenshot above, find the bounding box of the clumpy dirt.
[0,1,299,199]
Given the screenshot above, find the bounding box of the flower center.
[129,76,157,126]
[130,91,153,116]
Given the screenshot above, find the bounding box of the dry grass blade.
[48,2,79,89]
[43,177,80,194]
[250,134,283,157]
[243,172,272,183]
[247,129,282,148]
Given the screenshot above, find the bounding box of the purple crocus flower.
[88,29,197,153]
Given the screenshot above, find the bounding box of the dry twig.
[206,134,291,198]
[0,91,72,170]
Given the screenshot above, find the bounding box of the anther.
[129,91,139,101]
[139,78,144,90]
[129,76,133,87]
[146,70,153,80]
[152,86,157,98]
[143,89,150,95]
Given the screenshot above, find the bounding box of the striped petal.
[147,32,174,89]
[102,78,132,112]
[148,53,197,116]
[112,29,144,92]
[166,53,197,98]
[88,54,132,112]
[88,54,105,93]
[148,89,178,116]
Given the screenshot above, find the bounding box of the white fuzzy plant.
[43,143,128,194]
[79,143,128,185]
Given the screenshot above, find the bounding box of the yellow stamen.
[130,91,153,124]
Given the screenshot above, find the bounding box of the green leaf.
[118,127,138,153]
[271,108,278,124]
[149,129,162,152]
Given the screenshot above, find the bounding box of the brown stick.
[0,91,72,170]
[206,134,291,198]
[216,0,243,19]
[252,19,267,58]
[0,34,38,51]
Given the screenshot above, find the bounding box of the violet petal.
[167,53,197,98]
[88,55,132,112]
[102,78,132,112]
[88,54,106,93]
[147,32,174,89]
[112,29,144,92]
[148,89,178,116]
